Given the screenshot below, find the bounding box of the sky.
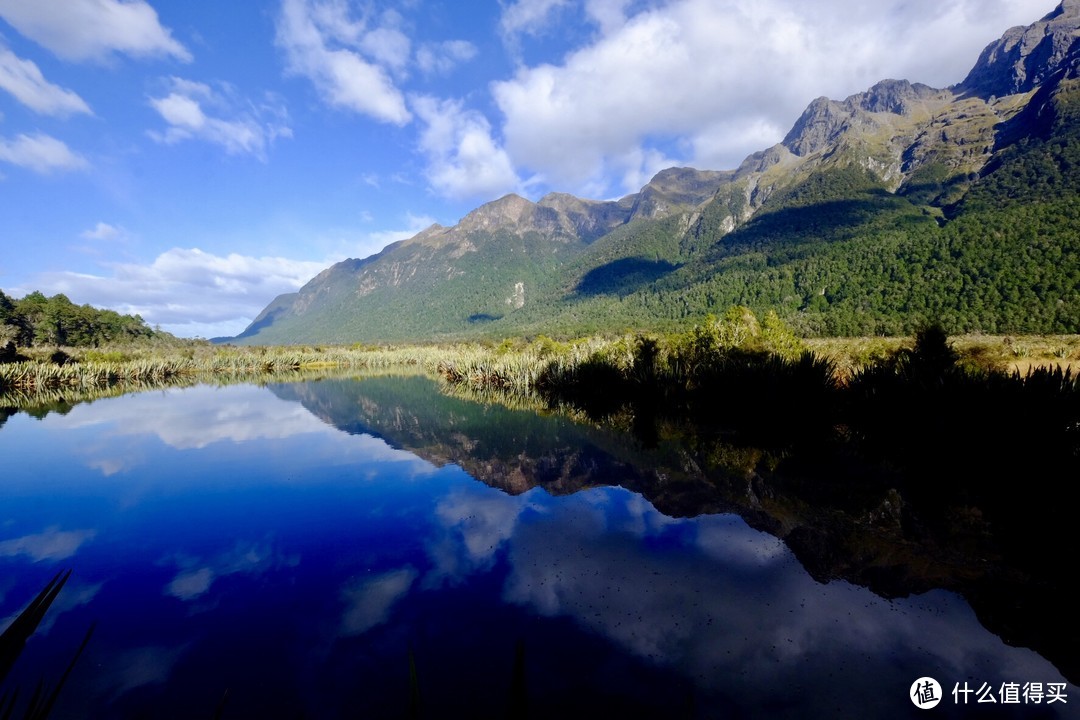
[0,0,1058,338]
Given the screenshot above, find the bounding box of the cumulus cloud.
[148,77,292,160]
[490,0,1053,196]
[19,247,327,337]
[0,0,191,62]
[0,45,92,115]
[0,131,88,173]
[412,94,520,200]
[275,0,411,124]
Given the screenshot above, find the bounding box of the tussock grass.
[3,331,1078,400]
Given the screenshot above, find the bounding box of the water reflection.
[0,376,1075,718]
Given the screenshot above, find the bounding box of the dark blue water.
[0,378,1075,718]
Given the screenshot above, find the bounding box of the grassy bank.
[2,330,1079,396]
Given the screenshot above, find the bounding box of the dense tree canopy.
[0,290,166,348]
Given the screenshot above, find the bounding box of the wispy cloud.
[363,212,437,248]
[415,40,477,76]
[0,131,87,173]
[148,77,292,161]
[499,0,573,40]
[275,0,411,124]
[0,45,92,116]
[0,0,191,63]
[80,221,125,241]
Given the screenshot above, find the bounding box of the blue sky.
[0,0,1057,338]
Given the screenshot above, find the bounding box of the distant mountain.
[231,1,1080,344]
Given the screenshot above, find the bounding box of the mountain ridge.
[229,2,1080,344]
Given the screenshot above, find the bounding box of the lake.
[0,374,1075,718]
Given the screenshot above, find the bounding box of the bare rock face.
[456,193,565,237]
[959,0,1080,98]
[536,192,632,241]
[782,80,943,158]
[627,167,731,220]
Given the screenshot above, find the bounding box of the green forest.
[0,289,168,352]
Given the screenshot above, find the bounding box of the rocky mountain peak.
[857,79,938,114]
[959,0,1080,98]
[782,80,944,158]
[781,96,850,157]
[459,193,535,227]
[627,167,731,219]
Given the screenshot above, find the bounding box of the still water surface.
[0,376,1074,718]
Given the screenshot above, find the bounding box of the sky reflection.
[0,379,1074,718]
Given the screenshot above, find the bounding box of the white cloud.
[148,77,292,161]
[0,46,92,115]
[19,247,328,337]
[360,26,411,73]
[415,40,477,75]
[0,131,87,173]
[16,212,456,338]
[275,0,411,124]
[0,0,191,62]
[490,0,1054,197]
[413,94,520,200]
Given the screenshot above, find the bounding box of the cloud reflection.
[164,539,293,602]
[423,485,538,588]
[0,526,96,561]
[340,567,418,636]
[52,385,332,450]
[103,644,187,700]
[424,484,1066,709]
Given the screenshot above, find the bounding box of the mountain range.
[229,1,1080,344]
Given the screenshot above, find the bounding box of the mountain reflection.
[0,376,1075,717]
